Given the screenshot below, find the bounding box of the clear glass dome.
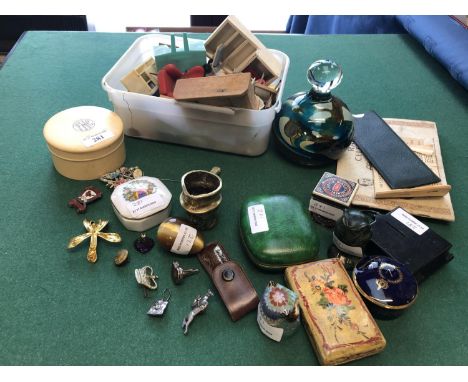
[307,60,343,94]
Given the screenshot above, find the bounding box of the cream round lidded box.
[111,176,172,232]
[43,106,126,180]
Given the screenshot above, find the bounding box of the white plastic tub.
[101,34,290,156]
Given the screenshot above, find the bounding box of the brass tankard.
[179,166,222,230]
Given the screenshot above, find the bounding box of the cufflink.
[171,261,199,285]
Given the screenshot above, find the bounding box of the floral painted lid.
[353,256,418,310]
[111,176,172,220]
[260,282,299,320]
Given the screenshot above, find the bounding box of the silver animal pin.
[182,290,214,335]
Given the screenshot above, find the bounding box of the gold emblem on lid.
[376,279,389,290]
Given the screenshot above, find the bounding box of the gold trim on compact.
[352,272,418,310]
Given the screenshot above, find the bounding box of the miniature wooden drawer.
[43,106,125,180]
[204,15,282,84]
[285,259,386,365]
[120,57,158,96]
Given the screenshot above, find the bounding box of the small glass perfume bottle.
[257,281,300,342]
[273,59,354,166]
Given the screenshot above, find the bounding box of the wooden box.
[285,259,386,365]
[204,15,281,85]
[173,72,258,109]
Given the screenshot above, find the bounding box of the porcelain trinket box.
[111,176,172,232]
[353,255,418,319]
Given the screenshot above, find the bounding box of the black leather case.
[369,208,453,282]
[353,111,440,189]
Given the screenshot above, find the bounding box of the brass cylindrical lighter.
[156,217,205,255]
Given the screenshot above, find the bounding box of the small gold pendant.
[68,219,122,263]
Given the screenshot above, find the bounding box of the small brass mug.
[179,167,222,230]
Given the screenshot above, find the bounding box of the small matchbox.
[309,172,359,227]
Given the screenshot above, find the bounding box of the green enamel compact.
[239,195,320,270]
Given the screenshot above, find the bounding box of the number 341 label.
[82,130,114,147]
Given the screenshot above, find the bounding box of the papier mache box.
[285,259,386,365]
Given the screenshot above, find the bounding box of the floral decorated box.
[285,258,386,365]
[111,176,172,232]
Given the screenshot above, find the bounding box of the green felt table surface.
[0,31,467,366]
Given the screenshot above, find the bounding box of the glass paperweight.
[273,59,354,166]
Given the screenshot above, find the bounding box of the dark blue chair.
[286,16,468,90]
[286,15,405,34]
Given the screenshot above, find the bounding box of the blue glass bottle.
[273,60,354,166]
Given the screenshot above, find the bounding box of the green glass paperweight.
[273,59,354,166]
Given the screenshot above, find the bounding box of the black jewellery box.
[368,207,454,282]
